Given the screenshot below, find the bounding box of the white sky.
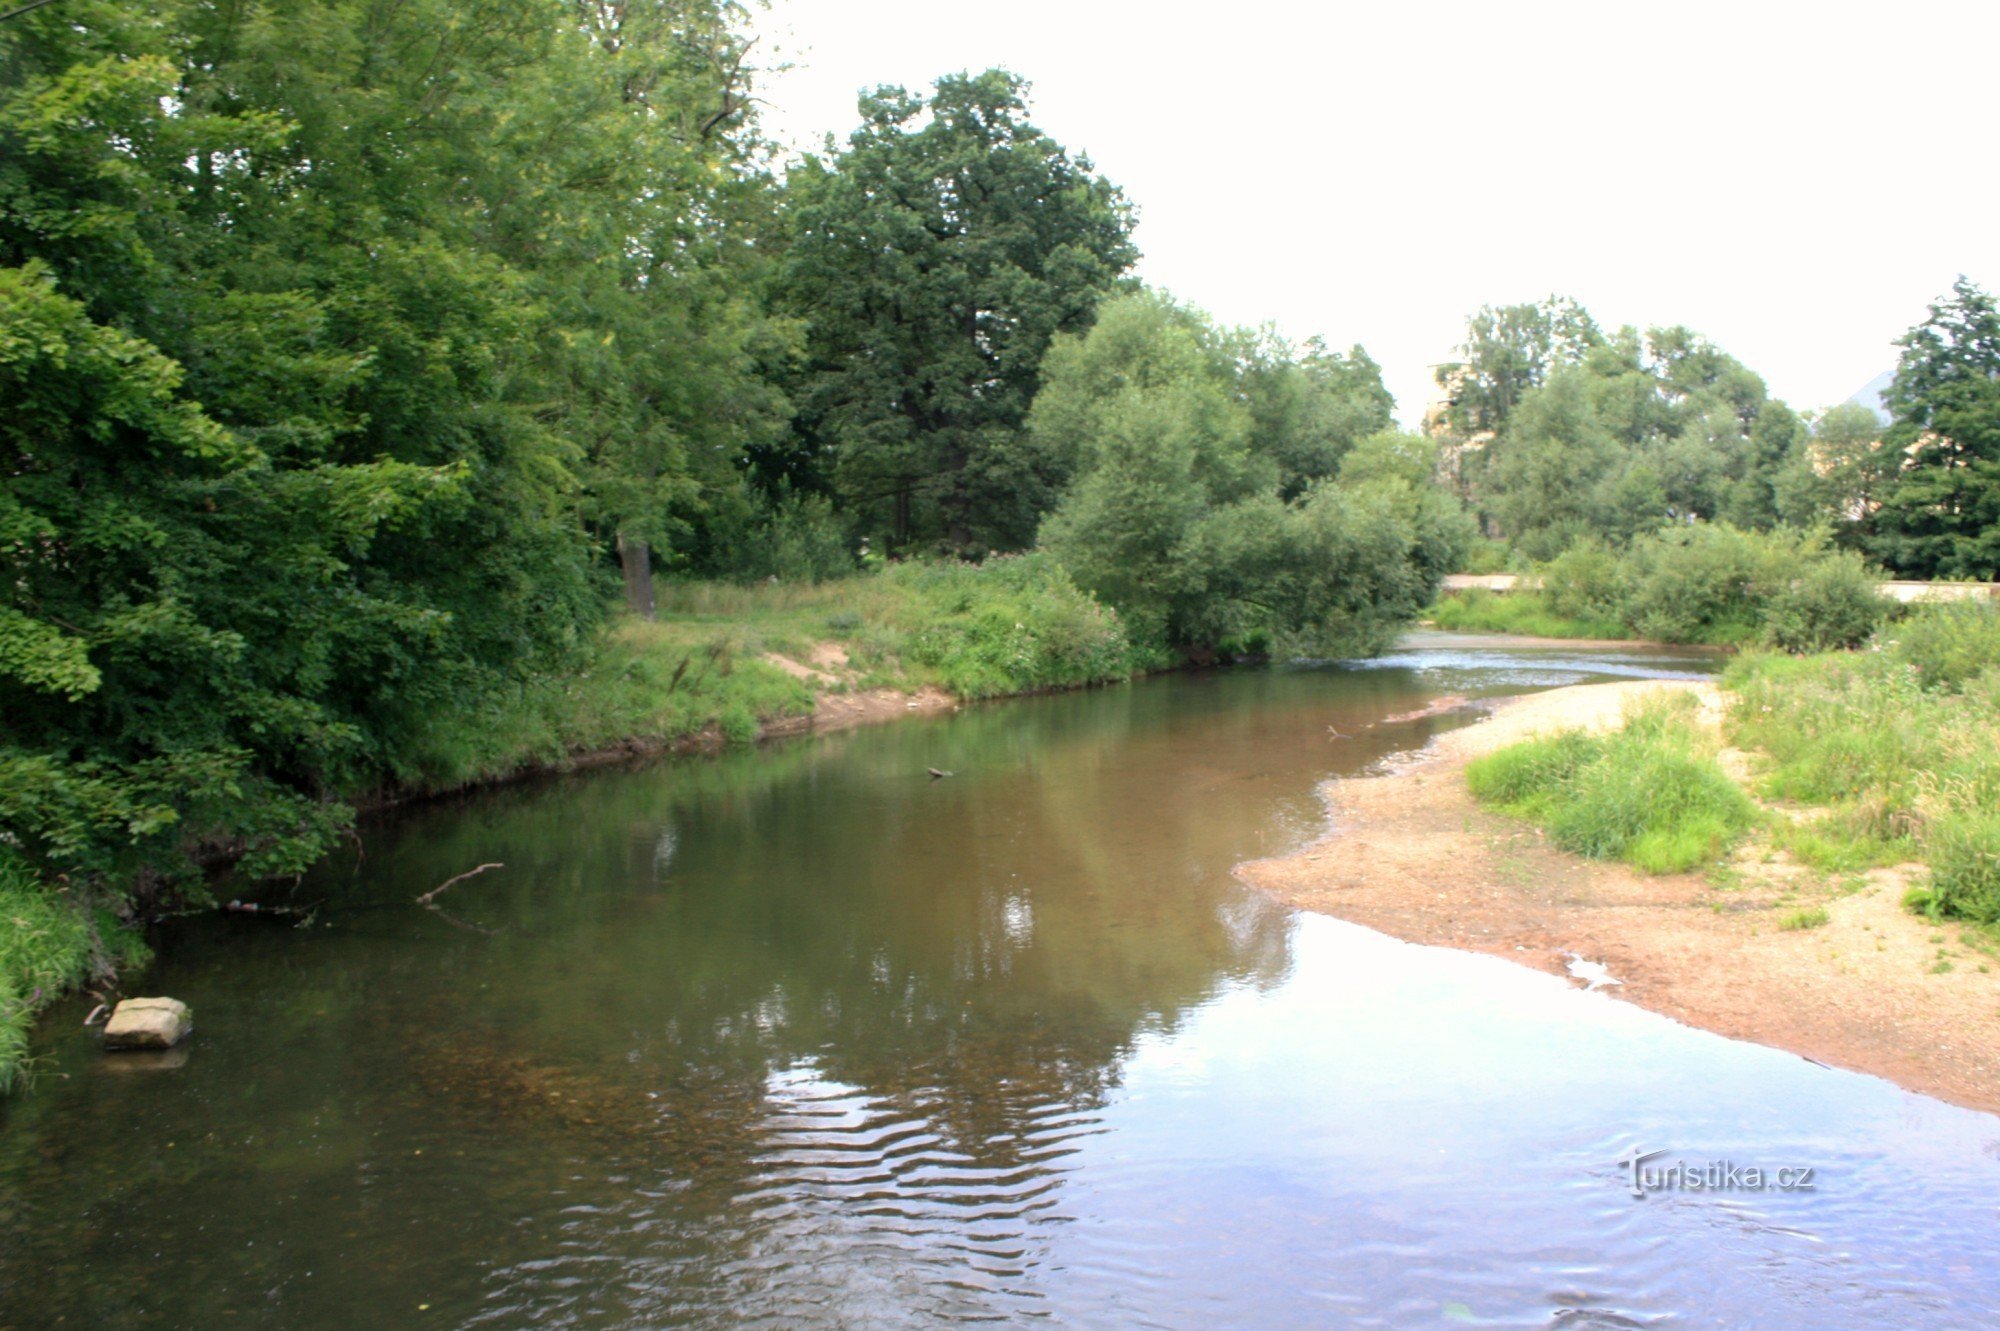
[752,0,1998,427]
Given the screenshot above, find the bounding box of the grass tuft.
[1467,693,1757,875]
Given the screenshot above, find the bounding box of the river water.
[2,638,1996,1329]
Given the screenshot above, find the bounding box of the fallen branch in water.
[426,904,503,936]
[416,862,504,906]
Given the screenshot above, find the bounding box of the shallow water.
[2,638,1996,1329]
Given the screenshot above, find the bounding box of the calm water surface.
[3,638,1996,1329]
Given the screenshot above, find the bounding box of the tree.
[1774,403,1895,532]
[1034,292,1470,654]
[777,69,1138,554]
[0,0,789,890]
[1866,277,2000,579]
[1434,296,1603,438]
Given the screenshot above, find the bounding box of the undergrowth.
[0,850,148,1093]
[1726,601,2000,925]
[1426,589,1628,641]
[1466,692,1757,873]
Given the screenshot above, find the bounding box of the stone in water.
[102,997,193,1051]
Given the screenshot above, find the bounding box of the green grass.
[1426,590,1629,641]
[1777,906,1830,931]
[1725,602,2000,925]
[1466,693,1758,874]
[394,554,1148,790]
[0,850,148,1093]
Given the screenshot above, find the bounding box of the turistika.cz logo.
[1616,1147,1818,1199]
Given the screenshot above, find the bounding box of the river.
[2,638,1996,1328]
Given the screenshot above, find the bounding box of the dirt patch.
[762,652,841,687]
[1237,680,2000,1114]
[765,684,957,736]
[756,644,956,737]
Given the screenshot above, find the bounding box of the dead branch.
[416,862,504,906]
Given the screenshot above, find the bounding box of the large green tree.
[0,0,785,888]
[1034,292,1469,654]
[777,69,1138,554]
[1468,308,1810,556]
[1433,296,1603,439]
[1865,277,2000,579]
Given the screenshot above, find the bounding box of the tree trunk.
[617,531,655,620]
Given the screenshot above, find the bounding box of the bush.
[1496,523,1892,650]
[1890,600,2000,692]
[1467,693,1756,874]
[1541,537,1626,626]
[1763,548,1893,652]
[1927,814,2000,924]
[892,555,1139,698]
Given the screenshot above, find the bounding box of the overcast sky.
[752,1,1998,427]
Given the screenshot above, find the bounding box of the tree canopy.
[777,69,1138,554]
[1034,292,1467,654]
[1865,277,2000,579]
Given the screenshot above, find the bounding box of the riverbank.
[0,556,1148,1091]
[1237,679,2000,1113]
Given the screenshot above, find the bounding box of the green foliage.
[1467,694,1757,874]
[890,556,1140,698]
[1034,292,1469,654]
[1433,296,1603,437]
[1763,546,1894,653]
[1891,600,2000,691]
[1726,606,2000,924]
[1427,589,1627,641]
[1777,907,1830,931]
[777,69,1138,553]
[1866,278,2000,579]
[1443,300,1816,552]
[1435,525,1891,649]
[720,489,855,585]
[0,848,148,1092]
[0,0,799,916]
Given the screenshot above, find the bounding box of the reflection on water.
[1,642,1995,1329]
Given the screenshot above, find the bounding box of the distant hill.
[1845,370,1895,426]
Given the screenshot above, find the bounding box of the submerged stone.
[102,997,193,1051]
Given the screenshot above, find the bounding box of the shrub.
[1541,537,1626,626]
[1928,814,2000,924]
[1890,600,2000,692]
[1762,547,1892,653]
[890,555,1138,698]
[1467,694,1756,874]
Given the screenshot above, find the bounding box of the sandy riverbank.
[1237,679,2000,1114]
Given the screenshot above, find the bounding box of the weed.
[1466,693,1756,875]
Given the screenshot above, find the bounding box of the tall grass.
[1726,601,2000,924]
[393,554,1146,788]
[1467,693,1758,874]
[0,850,148,1092]
[1427,589,1628,641]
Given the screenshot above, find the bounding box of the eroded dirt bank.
[1237,680,2000,1114]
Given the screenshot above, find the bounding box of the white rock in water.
[102,997,193,1051]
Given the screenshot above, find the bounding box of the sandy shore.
[1237,680,2000,1114]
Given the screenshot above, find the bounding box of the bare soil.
[758,651,957,737]
[1236,680,2000,1114]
